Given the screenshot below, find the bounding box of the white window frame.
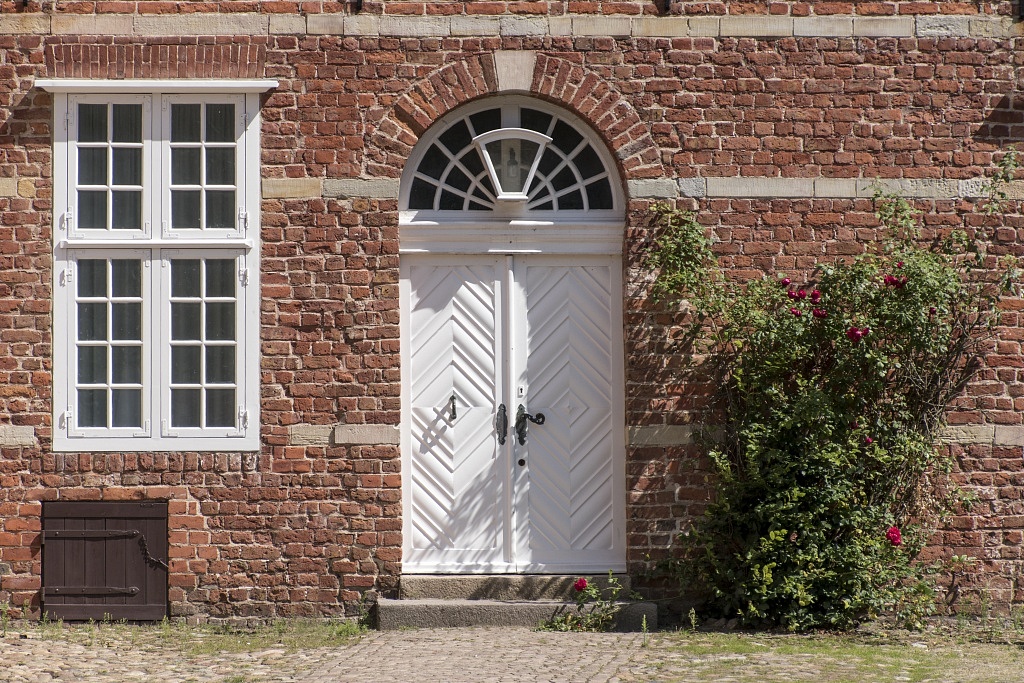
[43,79,276,452]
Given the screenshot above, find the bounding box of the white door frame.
[399,96,627,574]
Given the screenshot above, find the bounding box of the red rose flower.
[812,308,828,319]
[810,289,821,304]
[929,307,937,316]
[886,526,902,546]
[897,261,904,269]
[781,277,791,286]
[797,289,807,300]
[788,290,798,300]
[864,436,873,445]
[846,327,863,343]
[790,307,802,317]
[573,577,588,592]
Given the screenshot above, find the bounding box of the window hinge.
[238,408,249,431]
[239,267,249,287]
[134,420,150,438]
[61,263,74,287]
[64,109,72,131]
[61,209,74,234]
[238,208,248,233]
[60,408,72,431]
[161,420,177,436]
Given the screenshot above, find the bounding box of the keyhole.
[518,458,526,466]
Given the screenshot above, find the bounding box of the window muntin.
[54,92,258,452]
[406,105,615,213]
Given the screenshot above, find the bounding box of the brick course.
[0,4,1022,620]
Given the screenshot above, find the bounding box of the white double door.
[401,253,625,573]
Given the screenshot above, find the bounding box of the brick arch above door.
[365,52,664,184]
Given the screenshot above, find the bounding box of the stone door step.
[376,598,656,631]
[398,574,632,601]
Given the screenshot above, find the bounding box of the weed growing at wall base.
[646,158,1020,630]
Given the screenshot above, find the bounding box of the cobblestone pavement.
[0,627,656,683]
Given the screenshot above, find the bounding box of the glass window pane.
[419,145,449,180]
[205,148,235,185]
[78,148,107,185]
[112,346,141,384]
[112,389,142,428]
[171,190,201,230]
[112,303,141,340]
[586,178,613,210]
[171,388,201,427]
[205,346,235,383]
[111,191,141,230]
[171,260,201,297]
[78,389,107,427]
[111,260,141,297]
[557,189,584,210]
[171,104,201,142]
[171,302,201,340]
[521,108,553,136]
[78,303,107,341]
[78,190,107,229]
[573,145,603,180]
[205,103,235,143]
[468,109,501,135]
[408,178,437,210]
[112,148,142,186]
[111,104,142,143]
[439,120,471,155]
[205,190,235,230]
[171,346,201,383]
[78,104,107,143]
[77,260,106,298]
[77,346,106,384]
[171,148,201,185]
[551,120,583,155]
[205,259,235,297]
[206,388,235,427]
[205,302,235,341]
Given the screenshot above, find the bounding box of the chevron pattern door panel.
[404,258,506,571]
[514,256,625,572]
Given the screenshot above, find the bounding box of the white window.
[43,80,275,451]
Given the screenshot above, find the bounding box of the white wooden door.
[402,254,624,573]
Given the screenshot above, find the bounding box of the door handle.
[448,394,457,421]
[496,403,508,445]
[514,404,545,446]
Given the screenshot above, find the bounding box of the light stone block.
[677,177,707,198]
[52,15,133,35]
[0,14,49,34]
[687,17,720,37]
[959,178,986,199]
[939,424,995,444]
[628,425,697,447]
[0,177,16,197]
[0,425,35,447]
[856,178,957,199]
[969,16,1013,38]
[719,16,792,38]
[299,12,336,35]
[706,177,813,198]
[450,16,500,37]
[494,51,536,93]
[270,14,308,35]
[1005,180,1024,200]
[380,16,450,37]
[853,17,915,37]
[499,16,548,37]
[17,179,35,199]
[994,426,1024,447]
[628,178,678,199]
[916,15,970,37]
[573,16,631,38]
[343,15,380,36]
[334,424,400,445]
[793,16,854,37]
[289,424,333,446]
[813,178,857,198]
[263,177,322,199]
[548,16,572,36]
[324,178,400,199]
[134,14,269,36]
[632,17,689,38]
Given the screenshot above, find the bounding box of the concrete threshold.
[375,598,657,631]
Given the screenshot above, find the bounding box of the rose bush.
[645,165,1019,630]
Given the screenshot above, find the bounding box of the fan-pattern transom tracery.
[408,106,615,212]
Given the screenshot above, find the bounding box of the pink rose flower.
[573,577,588,592]
[864,436,873,445]
[886,526,902,546]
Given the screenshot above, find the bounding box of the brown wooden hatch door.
[43,501,168,621]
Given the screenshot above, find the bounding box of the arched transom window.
[402,99,621,214]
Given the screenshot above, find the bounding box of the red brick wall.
[0,4,1022,620]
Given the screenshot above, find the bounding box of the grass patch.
[653,629,1024,683]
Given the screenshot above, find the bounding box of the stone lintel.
[263,177,322,199]
[323,178,400,199]
[334,424,400,445]
[493,51,537,93]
